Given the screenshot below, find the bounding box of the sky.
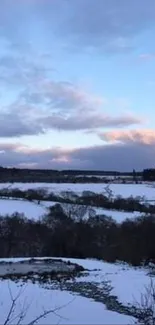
[0,0,155,171]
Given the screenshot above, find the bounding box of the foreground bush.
[0,206,155,266]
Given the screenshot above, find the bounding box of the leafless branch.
[27,297,75,325]
[134,278,155,325]
[4,282,29,325]
[3,282,75,325]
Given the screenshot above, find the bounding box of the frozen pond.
[0,258,83,277]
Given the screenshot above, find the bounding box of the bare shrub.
[62,203,88,221]
[134,278,155,325]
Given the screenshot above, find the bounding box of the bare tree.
[103,185,113,201]
[62,203,89,221]
[134,278,155,325]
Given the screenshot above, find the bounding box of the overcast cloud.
[0,141,154,171]
[1,0,154,52]
[0,0,154,170]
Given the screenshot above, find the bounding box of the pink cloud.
[99,129,155,144]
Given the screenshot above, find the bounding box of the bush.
[0,208,155,266]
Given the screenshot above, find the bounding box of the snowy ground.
[0,182,154,200]
[0,281,133,325]
[0,198,142,222]
[61,258,151,305]
[0,257,152,324]
[94,207,142,223]
[0,199,55,220]
[0,180,152,222]
[0,182,154,324]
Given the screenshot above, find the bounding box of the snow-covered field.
[0,199,55,220]
[0,181,154,324]
[0,257,152,324]
[0,180,153,222]
[0,182,154,200]
[94,207,142,223]
[0,198,143,222]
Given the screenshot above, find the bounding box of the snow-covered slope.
[61,257,150,305]
[0,257,152,324]
[0,198,142,222]
[0,279,133,325]
[0,199,56,220]
[0,182,154,199]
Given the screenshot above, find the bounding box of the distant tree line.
[0,187,155,214]
[143,169,155,181]
[0,166,143,183]
[0,205,155,266]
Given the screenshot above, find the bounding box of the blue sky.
[0,0,155,170]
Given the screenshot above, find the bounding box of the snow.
[0,198,143,223]
[0,180,154,324]
[0,199,56,220]
[0,182,154,200]
[0,257,151,307]
[0,199,44,219]
[94,207,142,223]
[60,258,152,306]
[0,280,133,325]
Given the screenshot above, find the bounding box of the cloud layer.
[0,1,150,139]
[2,0,155,51]
[0,0,155,53]
[0,49,142,137]
[1,136,155,171]
[99,129,155,144]
[53,0,155,52]
[0,0,154,170]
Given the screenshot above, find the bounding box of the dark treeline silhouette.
[1,187,155,213]
[0,204,155,266]
[0,166,143,183]
[143,169,155,181]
